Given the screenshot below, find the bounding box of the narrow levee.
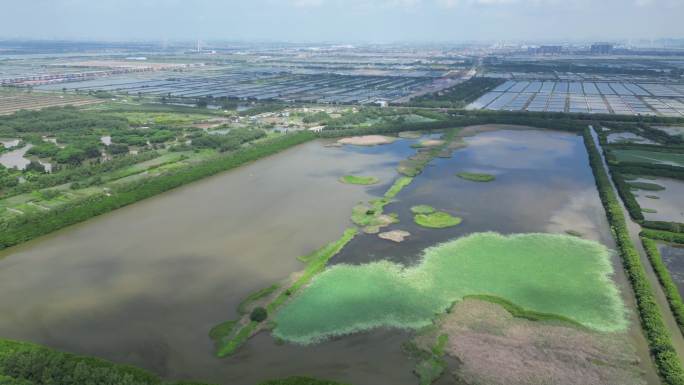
[591,125,684,364]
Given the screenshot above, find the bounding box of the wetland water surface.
[0,139,419,385]
[0,128,659,385]
[658,243,684,298]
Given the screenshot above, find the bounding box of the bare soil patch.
[419,299,645,385]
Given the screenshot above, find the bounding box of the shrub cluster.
[0,339,182,385]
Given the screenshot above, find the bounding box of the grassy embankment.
[456,172,495,182]
[273,232,625,344]
[0,132,315,250]
[583,127,684,385]
[338,175,379,185]
[641,237,684,335]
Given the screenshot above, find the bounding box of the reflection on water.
[607,132,656,145]
[633,177,684,223]
[336,129,614,266]
[0,144,32,170]
[659,243,684,299]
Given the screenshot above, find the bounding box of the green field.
[273,232,626,344]
[612,149,684,167]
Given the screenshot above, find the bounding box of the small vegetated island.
[272,232,626,344]
[456,172,496,182]
[411,205,462,229]
[339,175,379,185]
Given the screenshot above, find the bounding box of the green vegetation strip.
[629,181,666,191]
[0,132,315,250]
[642,237,684,336]
[273,232,625,344]
[216,228,358,358]
[583,128,684,385]
[237,284,281,315]
[384,176,413,199]
[456,172,495,182]
[464,294,586,328]
[414,211,462,229]
[339,175,379,185]
[642,229,684,244]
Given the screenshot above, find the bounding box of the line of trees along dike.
[0,132,315,250]
[642,237,684,336]
[583,127,684,385]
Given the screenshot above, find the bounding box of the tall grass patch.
[273,232,626,344]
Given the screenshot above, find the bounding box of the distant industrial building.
[591,43,614,54]
[528,45,563,55]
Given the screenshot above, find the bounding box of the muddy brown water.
[0,127,660,385]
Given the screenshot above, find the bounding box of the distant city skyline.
[1,0,683,43]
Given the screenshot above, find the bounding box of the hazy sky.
[1,0,682,43]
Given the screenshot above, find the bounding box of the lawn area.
[273,232,626,344]
[612,149,684,167]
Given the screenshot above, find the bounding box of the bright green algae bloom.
[339,175,379,185]
[414,212,462,228]
[273,232,626,344]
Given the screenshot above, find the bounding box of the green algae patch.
[411,205,436,215]
[273,233,626,344]
[414,211,462,229]
[339,175,379,185]
[456,172,495,182]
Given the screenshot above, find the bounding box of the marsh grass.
[456,172,495,182]
[629,181,666,191]
[414,212,462,228]
[411,205,436,215]
[273,233,626,344]
[384,177,413,199]
[339,175,379,185]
